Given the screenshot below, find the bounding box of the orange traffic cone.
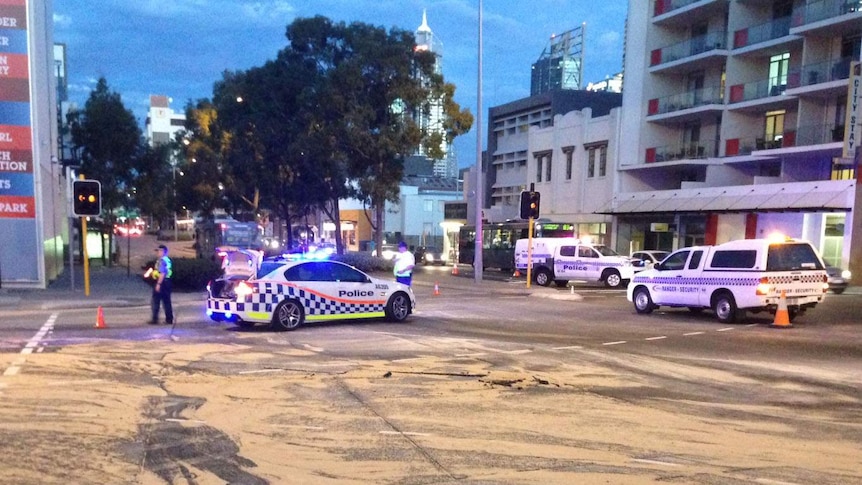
[451,264,459,276]
[434,282,440,296]
[770,290,792,328]
[513,269,521,277]
[94,306,107,329]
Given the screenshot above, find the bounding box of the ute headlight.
[841,269,852,279]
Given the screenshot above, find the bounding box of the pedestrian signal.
[519,191,540,219]
[72,179,102,217]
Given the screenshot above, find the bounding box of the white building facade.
[606,0,861,274]
[527,107,622,245]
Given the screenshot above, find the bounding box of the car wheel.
[271,299,304,331]
[385,292,412,322]
[633,287,654,314]
[712,292,739,323]
[831,288,845,295]
[603,269,623,288]
[535,268,552,287]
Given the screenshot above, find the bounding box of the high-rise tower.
[413,10,456,178]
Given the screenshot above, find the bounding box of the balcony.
[724,132,797,156]
[727,76,798,111]
[733,16,792,48]
[652,0,727,27]
[647,86,724,121]
[793,122,845,146]
[645,140,717,163]
[785,57,852,98]
[791,0,862,36]
[649,31,729,73]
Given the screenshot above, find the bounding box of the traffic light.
[72,179,102,217]
[519,191,540,219]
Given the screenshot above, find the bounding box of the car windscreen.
[257,262,285,279]
[766,243,824,271]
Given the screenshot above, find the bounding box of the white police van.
[627,237,828,323]
[514,237,638,288]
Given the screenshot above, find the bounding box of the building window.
[768,52,790,95]
[765,110,785,144]
[536,156,543,182]
[563,146,574,180]
[587,148,596,178]
[545,153,552,181]
[598,146,607,177]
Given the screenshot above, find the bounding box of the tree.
[69,77,142,265]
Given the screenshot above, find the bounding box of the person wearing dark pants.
[150,244,174,325]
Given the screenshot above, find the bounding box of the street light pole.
[474,0,484,284]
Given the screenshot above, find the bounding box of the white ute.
[514,237,638,288]
[626,238,829,323]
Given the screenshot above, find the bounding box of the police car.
[206,259,416,331]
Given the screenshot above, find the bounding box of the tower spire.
[418,9,431,32]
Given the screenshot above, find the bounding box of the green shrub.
[143,257,222,292]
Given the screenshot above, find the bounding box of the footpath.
[0,235,580,311]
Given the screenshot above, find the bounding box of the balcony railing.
[733,16,792,49]
[792,0,862,26]
[653,0,703,16]
[728,76,787,103]
[725,131,797,156]
[793,122,845,145]
[650,31,728,66]
[646,140,716,163]
[786,57,853,87]
[647,86,724,115]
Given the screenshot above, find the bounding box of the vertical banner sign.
[0,0,34,219]
[843,62,862,159]
[0,0,39,284]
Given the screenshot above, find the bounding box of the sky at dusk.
[53,0,628,169]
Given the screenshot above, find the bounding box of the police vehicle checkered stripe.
[633,276,760,286]
[208,282,386,317]
[767,274,824,284]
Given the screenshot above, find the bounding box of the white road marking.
[683,331,704,336]
[645,336,667,341]
[754,479,803,485]
[165,418,208,424]
[631,458,682,467]
[391,357,425,363]
[717,327,734,332]
[47,379,105,386]
[603,341,627,346]
[455,352,488,357]
[552,345,583,350]
[379,431,431,437]
[238,369,285,375]
[3,314,57,377]
[272,424,327,431]
[496,349,532,355]
[302,343,324,352]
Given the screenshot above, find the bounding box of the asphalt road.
[0,262,859,484]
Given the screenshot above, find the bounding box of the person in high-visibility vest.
[150,244,174,325]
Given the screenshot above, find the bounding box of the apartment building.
[608,0,861,271]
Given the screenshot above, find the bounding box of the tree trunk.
[374,194,385,253]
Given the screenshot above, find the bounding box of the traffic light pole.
[77,174,91,296]
[526,216,534,289]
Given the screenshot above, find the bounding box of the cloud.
[53,13,72,28]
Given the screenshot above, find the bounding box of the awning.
[596,180,856,215]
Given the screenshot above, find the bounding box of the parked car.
[630,250,670,268]
[414,246,447,265]
[826,265,851,294]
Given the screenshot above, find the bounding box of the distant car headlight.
[842,269,851,279]
[425,254,435,262]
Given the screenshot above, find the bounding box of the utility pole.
[474,0,484,284]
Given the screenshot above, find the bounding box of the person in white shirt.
[393,241,415,286]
